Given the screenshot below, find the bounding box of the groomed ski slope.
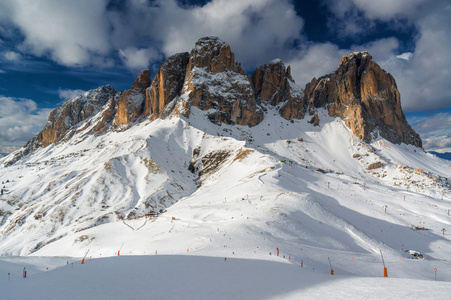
[1,255,450,300]
[1,107,450,298]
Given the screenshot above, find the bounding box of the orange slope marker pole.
[328,257,334,275]
[81,249,90,265]
[380,249,387,277]
[118,243,124,256]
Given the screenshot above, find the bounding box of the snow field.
[0,106,450,298]
[1,255,450,300]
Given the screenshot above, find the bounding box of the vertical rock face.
[181,36,263,126]
[252,59,291,106]
[114,69,151,127]
[144,52,189,119]
[303,52,422,147]
[251,59,304,119]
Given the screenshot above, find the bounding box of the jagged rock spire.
[303,51,422,147]
[144,52,190,119]
[180,36,263,126]
[186,36,245,74]
[251,59,304,119]
[114,70,151,127]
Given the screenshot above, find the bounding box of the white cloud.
[0,0,110,67]
[409,113,451,152]
[0,96,51,153]
[323,0,426,37]
[397,6,451,112]
[119,47,162,71]
[58,89,87,101]
[154,0,304,68]
[287,42,344,87]
[3,50,21,61]
[0,0,304,71]
[104,0,305,69]
[396,52,412,61]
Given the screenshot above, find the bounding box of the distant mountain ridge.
[4,36,421,166]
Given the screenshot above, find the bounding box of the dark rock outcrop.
[180,36,263,126]
[186,36,245,75]
[303,52,422,147]
[144,53,189,119]
[114,69,151,127]
[36,85,119,147]
[251,59,304,119]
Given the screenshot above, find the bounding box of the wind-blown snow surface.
[1,107,450,298]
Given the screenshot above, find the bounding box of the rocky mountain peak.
[1,85,119,165]
[252,59,289,106]
[180,37,263,126]
[187,36,245,74]
[338,51,372,68]
[36,85,118,147]
[304,51,422,147]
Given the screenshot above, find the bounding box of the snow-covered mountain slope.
[0,107,450,283]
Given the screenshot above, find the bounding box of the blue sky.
[0,0,450,153]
